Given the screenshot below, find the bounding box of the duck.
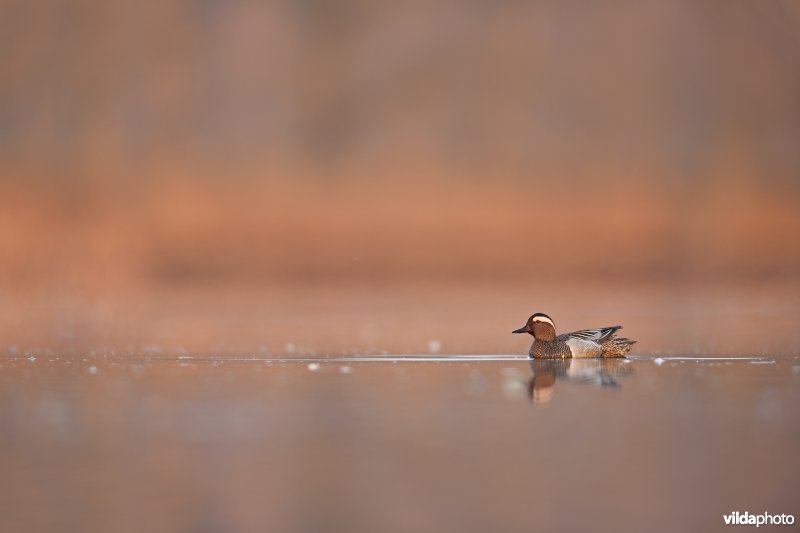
[513,312,636,358]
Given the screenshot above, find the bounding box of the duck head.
[512,312,557,341]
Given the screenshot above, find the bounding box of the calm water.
[1,280,799,531]
[1,353,798,533]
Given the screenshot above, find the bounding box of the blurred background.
[3,4,800,533]
[1,0,799,355]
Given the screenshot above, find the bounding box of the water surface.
[1,353,798,533]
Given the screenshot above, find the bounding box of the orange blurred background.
[1,1,799,354]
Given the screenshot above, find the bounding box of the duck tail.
[601,337,636,357]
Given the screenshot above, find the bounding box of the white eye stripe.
[532,316,555,327]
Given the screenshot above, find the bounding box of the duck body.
[513,312,636,359]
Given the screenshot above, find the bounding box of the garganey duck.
[513,312,636,358]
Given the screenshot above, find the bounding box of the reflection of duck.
[513,312,636,358]
[527,358,632,404]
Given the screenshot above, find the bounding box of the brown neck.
[532,322,556,341]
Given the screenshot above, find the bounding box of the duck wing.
[557,325,622,343]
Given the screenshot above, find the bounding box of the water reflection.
[527,359,633,404]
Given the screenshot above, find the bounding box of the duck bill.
[512,325,530,334]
